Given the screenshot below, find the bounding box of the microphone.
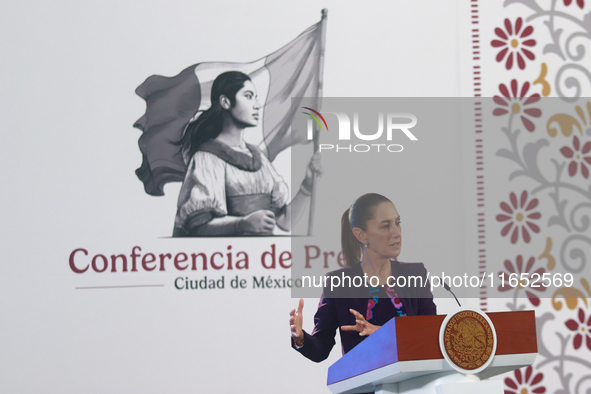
[444,282,462,307]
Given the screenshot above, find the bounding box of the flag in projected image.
[133,18,324,196]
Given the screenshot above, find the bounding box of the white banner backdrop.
[0,1,472,393]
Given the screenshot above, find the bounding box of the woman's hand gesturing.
[341,309,381,337]
[289,298,305,346]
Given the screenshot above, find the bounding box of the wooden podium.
[327,310,537,394]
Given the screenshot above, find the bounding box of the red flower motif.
[493,79,542,132]
[565,308,591,350]
[496,191,541,244]
[564,0,585,8]
[560,135,591,179]
[497,255,546,306]
[491,18,536,70]
[504,366,546,394]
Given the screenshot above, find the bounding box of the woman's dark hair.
[181,71,251,159]
[341,193,392,266]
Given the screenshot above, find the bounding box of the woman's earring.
[363,242,368,248]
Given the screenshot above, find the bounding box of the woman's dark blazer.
[293,260,437,363]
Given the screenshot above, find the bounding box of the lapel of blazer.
[348,297,368,323]
[346,263,370,323]
[390,260,415,316]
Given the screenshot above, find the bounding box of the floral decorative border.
[480,0,591,392]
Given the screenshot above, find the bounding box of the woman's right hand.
[289,298,304,346]
[239,210,276,234]
[341,309,381,337]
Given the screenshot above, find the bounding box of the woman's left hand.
[304,152,323,182]
[340,309,381,337]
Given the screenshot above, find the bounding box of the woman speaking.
[290,193,436,362]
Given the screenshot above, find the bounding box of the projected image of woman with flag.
[133,11,328,236]
[173,71,321,236]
